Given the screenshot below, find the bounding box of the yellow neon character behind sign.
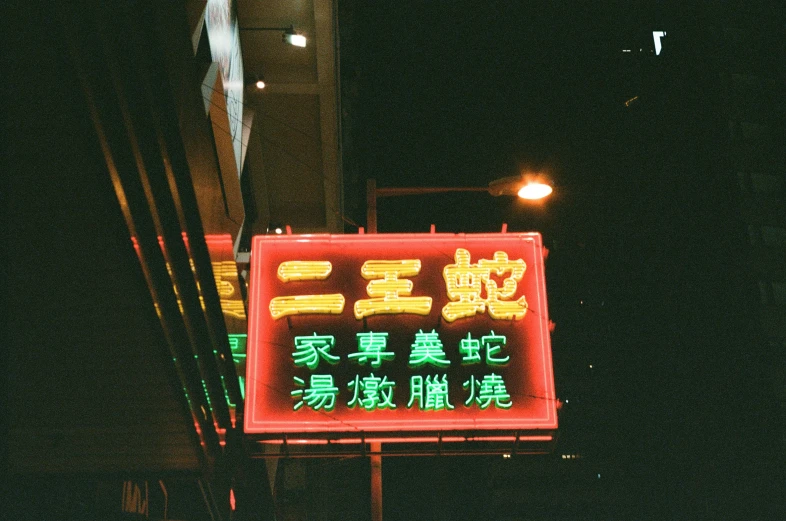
[212,261,239,297]
[220,300,247,320]
[354,260,432,319]
[211,260,247,319]
[442,249,527,322]
[269,261,345,319]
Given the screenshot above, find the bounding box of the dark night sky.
[337,1,783,518]
[340,1,667,232]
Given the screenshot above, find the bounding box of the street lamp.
[366,175,553,233]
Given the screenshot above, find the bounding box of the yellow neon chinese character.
[212,261,239,297]
[220,299,247,320]
[354,260,432,319]
[277,261,333,282]
[269,261,345,319]
[442,249,528,322]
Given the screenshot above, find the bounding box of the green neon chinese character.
[409,329,450,368]
[407,374,454,411]
[463,373,512,409]
[291,374,339,411]
[482,331,509,365]
[459,333,481,364]
[292,333,340,369]
[349,331,394,368]
[347,373,396,410]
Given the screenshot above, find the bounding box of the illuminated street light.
[366,175,553,232]
[486,174,554,199]
[518,181,553,200]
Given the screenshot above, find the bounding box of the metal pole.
[366,178,377,234]
[370,442,383,521]
[375,186,489,196]
[363,179,491,520]
[367,179,381,519]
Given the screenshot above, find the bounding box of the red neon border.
[245,233,557,436]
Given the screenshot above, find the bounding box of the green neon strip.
[201,379,213,409]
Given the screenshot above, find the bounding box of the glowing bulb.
[285,33,307,47]
[517,182,553,200]
[255,79,266,89]
[275,227,283,235]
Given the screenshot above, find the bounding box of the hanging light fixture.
[283,26,307,47]
[240,25,307,48]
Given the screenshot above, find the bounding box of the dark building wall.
[3,1,251,519]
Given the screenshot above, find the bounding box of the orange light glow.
[517,182,553,200]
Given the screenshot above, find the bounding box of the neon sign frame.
[245,233,557,442]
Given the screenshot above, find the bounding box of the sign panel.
[245,233,557,439]
[205,0,244,176]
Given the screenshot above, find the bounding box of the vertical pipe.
[370,442,383,521]
[366,184,381,519]
[367,179,377,234]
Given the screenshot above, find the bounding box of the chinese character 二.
[269,261,345,319]
[442,249,528,322]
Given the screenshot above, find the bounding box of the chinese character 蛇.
[442,249,528,322]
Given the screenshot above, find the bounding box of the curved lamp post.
[366,175,553,233]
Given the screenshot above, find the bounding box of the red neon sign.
[244,233,557,438]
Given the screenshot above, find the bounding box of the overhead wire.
[201,81,337,181]
[199,81,358,229]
